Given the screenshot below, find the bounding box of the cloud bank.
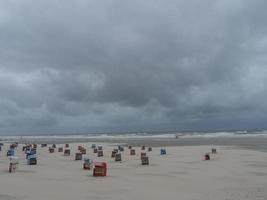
[0,0,267,134]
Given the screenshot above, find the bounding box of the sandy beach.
[0,140,267,200]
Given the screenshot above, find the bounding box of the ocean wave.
[1,130,267,141]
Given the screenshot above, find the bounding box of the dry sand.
[0,142,267,200]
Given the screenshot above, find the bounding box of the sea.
[1,129,267,140]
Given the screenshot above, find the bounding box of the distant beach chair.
[27,154,37,165]
[204,153,210,160]
[160,148,166,155]
[141,156,149,165]
[91,144,96,149]
[7,149,15,157]
[98,146,103,151]
[65,144,69,148]
[93,162,107,177]
[75,152,83,160]
[80,148,86,154]
[148,147,152,152]
[140,152,146,159]
[128,145,132,149]
[93,148,98,153]
[64,148,70,156]
[52,144,56,148]
[111,150,117,158]
[49,147,55,153]
[41,144,47,147]
[141,146,145,150]
[118,146,124,152]
[130,149,136,155]
[97,150,104,157]
[58,147,63,152]
[83,158,93,170]
[211,148,217,154]
[115,153,122,162]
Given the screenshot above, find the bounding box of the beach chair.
[98,146,103,151]
[83,158,93,170]
[7,149,15,157]
[160,148,166,155]
[114,149,119,153]
[205,153,210,160]
[128,145,132,149]
[118,146,124,152]
[91,144,96,149]
[111,150,117,158]
[30,148,37,155]
[115,153,122,162]
[148,147,152,152]
[141,145,145,150]
[27,154,37,165]
[97,150,103,157]
[140,152,146,159]
[130,149,135,155]
[141,156,149,165]
[22,145,28,152]
[64,149,70,156]
[211,148,217,154]
[33,144,37,149]
[9,156,19,173]
[75,152,82,160]
[80,148,86,154]
[93,148,98,153]
[49,147,54,153]
[52,144,56,148]
[41,144,47,147]
[65,144,69,148]
[93,162,107,177]
[58,147,63,152]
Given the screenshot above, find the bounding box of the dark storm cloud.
[0,0,267,134]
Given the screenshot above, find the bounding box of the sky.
[0,0,267,135]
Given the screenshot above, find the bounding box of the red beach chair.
[93,162,107,177]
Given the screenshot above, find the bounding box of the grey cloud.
[0,0,267,134]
